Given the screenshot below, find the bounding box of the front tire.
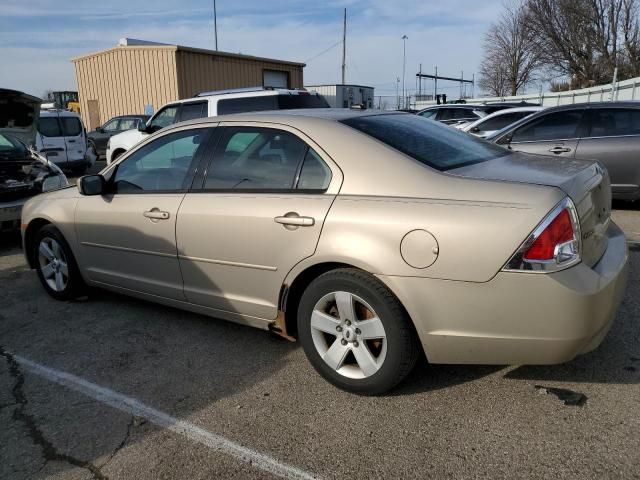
[33,225,86,301]
[297,269,420,395]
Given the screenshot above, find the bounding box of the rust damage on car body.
[268,284,296,342]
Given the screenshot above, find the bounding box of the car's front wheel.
[33,225,86,300]
[297,269,420,395]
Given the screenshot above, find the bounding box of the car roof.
[479,106,544,116]
[39,110,81,118]
[540,101,640,112]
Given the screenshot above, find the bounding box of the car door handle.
[274,213,315,227]
[548,146,572,154]
[143,209,170,220]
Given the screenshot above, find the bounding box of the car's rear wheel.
[34,225,86,300]
[297,269,420,395]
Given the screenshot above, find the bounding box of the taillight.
[504,198,581,272]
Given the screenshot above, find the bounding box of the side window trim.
[108,127,213,195]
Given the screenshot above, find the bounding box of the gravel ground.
[0,177,639,479]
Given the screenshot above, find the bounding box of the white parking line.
[14,354,319,480]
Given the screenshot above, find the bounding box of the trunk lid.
[449,152,611,267]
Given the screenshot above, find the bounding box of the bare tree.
[526,0,640,88]
[479,2,541,96]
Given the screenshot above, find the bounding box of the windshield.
[341,114,510,171]
[0,133,29,159]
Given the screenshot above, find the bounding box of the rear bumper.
[378,221,629,365]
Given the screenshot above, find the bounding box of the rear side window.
[60,117,82,136]
[180,102,207,121]
[512,111,584,142]
[342,114,509,171]
[38,117,62,137]
[205,127,308,190]
[217,96,278,115]
[297,149,332,190]
[277,94,329,109]
[588,108,640,137]
[418,110,437,119]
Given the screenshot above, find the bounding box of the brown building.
[72,38,305,130]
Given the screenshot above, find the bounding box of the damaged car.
[1,89,69,231]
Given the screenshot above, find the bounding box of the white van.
[36,110,95,173]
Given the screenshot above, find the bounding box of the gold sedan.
[21,110,628,394]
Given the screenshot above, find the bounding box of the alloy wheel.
[310,291,387,379]
[38,237,69,292]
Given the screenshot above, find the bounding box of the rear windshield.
[60,117,83,136]
[341,114,510,171]
[38,117,62,137]
[0,133,28,159]
[217,94,328,115]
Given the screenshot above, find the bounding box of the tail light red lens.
[504,198,581,272]
[523,209,574,261]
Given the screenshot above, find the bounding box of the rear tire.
[33,225,86,301]
[297,269,420,395]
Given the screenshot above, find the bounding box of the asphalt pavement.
[1,172,639,479]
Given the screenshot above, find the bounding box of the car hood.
[0,89,42,146]
[110,128,146,147]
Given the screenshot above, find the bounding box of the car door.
[59,115,86,165]
[504,109,586,158]
[176,123,342,320]
[575,107,640,198]
[75,126,212,300]
[92,118,120,152]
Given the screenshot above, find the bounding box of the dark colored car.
[87,115,149,157]
[417,102,540,126]
[487,101,640,201]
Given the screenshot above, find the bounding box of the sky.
[0,0,507,99]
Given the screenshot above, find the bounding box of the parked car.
[106,88,329,164]
[416,102,539,126]
[1,131,68,231]
[487,102,640,201]
[459,107,544,137]
[22,110,627,394]
[87,115,149,158]
[36,109,94,174]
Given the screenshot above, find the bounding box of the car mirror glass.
[78,174,105,196]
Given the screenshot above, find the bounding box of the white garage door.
[263,70,289,89]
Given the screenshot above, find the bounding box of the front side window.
[148,105,179,130]
[588,108,640,137]
[38,117,62,137]
[205,127,308,190]
[511,110,584,142]
[342,114,509,171]
[60,117,82,136]
[112,128,209,193]
[102,119,120,132]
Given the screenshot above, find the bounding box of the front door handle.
[143,209,170,220]
[274,213,315,227]
[548,146,572,154]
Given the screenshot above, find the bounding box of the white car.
[36,109,95,173]
[459,107,544,138]
[106,88,329,164]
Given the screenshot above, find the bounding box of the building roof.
[71,40,306,67]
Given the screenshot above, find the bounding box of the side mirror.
[497,133,513,146]
[470,126,480,133]
[78,174,106,196]
[96,127,105,133]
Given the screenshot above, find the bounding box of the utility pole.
[418,63,422,99]
[434,65,438,100]
[401,35,408,109]
[396,77,400,109]
[460,70,464,99]
[341,8,347,84]
[213,0,218,50]
[610,66,618,101]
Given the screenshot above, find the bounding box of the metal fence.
[412,75,640,110]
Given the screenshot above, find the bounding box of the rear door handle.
[143,209,170,220]
[548,146,572,154]
[274,213,315,227]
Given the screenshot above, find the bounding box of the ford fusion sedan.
[21,110,628,394]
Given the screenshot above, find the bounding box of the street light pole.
[213,0,218,50]
[401,35,408,109]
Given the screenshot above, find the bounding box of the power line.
[304,40,342,64]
